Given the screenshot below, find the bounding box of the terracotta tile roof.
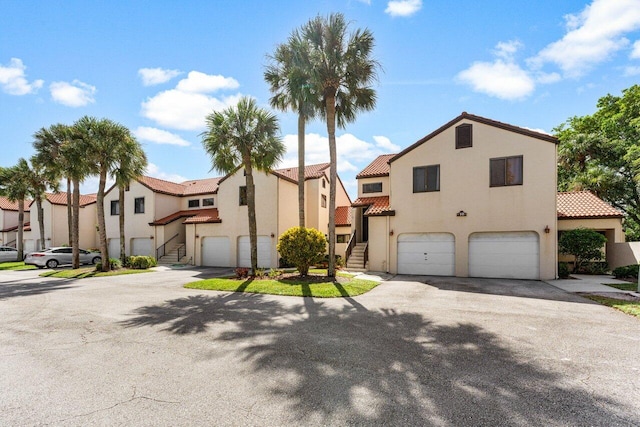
[0,196,20,211]
[45,193,96,207]
[272,163,330,183]
[183,209,222,224]
[335,206,352,226]
[557,191,624,219]
[352,196,395,216]
[392,112,558,163]
[356,154,395,178]
[23,222,31,232]
[180,178,221,196]
[150,208,221,226]
[137,176,190,196]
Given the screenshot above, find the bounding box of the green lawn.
[0,262,37,271]
[185,273,379,298]
[40,267,153,279]
[584,295,640,319]
[603,282,639,292]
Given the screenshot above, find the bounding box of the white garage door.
[131,238,153,257]
[468,232,539,280]
[108,238,120,260]
[23,239,36,254]
[202,236,231,267]
[238,236,272,268]
[397,233,455,276]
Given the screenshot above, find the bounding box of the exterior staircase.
[346,243,368,272]
[158,243,188,265]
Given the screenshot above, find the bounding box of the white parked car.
[0,246,20,263]
[24,247,102,269]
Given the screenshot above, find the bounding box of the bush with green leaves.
[128,256,157,269]
[277,227,326,276]
[558,262,570,279]
[558,228,607,273]
[613,264,640,279]
[95,258,123,271]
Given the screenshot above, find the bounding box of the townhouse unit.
[23,193,97,252]
[350,112,559,280]
[0,196,27,247]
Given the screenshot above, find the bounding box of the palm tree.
[201,97,285,275]
[265,33,320,227]
[24,158,60,250]
[0,159,32,260]
[300,13,379,277]
[74,116,139,272]
[112,137,147,264]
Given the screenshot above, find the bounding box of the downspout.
[386,215,390,273]
[193,223,197,266]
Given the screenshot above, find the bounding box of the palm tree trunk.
[244,159,258,276]
[66,178,72,246]
[17,199,24,261]
[119,186,126,265]
[36,198,45,250]
[325,93,337,278]
[298,112,306,227]
[96,169,109,271]
[72,179,80,269]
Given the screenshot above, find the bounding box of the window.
[362,182,383,193]
[336,234,350,243]
[490,155,523,187]
[456,124,472,149]
[134,197,145,214]
[321,194,327,208]
[239,186,247,206]
[413,165,440,193]
[110,200,119,216]
[188,199,200,208]
[322,179,326,188]
[203,198,214,206]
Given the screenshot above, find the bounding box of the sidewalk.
[546,274,640,296]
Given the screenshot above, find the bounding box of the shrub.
[279,257,295,268]
[277,227,326,276]
[268,268,283,278]
[128,256,157,269]
[558,228,607,273]
[558,262,570,279]
[582,261,609,275]
[613,264,640,279]
[235,267,249,279]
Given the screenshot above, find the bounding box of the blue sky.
[2,0,640,200]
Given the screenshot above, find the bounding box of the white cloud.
[534,71,562,84]
[145,163,188,183]
[175,71,239,93]
[624,65,640,76]
[532,0,640,77]
[494,40,523,59]
[458,60,535,100]
[133,126,191,147]
[631,40,640,58]
[141,89,243,131]
[385,0,422,17]
[373,135,400,152]
[49,80,96,107]
[0,58,43,95]
[138,67,182,86]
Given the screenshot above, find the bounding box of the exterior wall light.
[456,210,467,217]
[544,226,550,234]
[389,230,394,236]
[270,233,275,238]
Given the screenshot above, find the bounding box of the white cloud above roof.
[385,0,422,17]
[458,60,535,101]
[175,71,239,93]
[138,67,182,86]
[631,40,640,58]
[0,58,43,95]
[133,126,191,147]
[49,80,96,107]
[373,135,400,151]
[145,163,188,183]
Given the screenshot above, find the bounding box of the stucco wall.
[367,216,390,272]
[357,176,390,198]
[384,118,557,279]
[180,194,217,211]
[607,242,640,270]
[557,217,624,265]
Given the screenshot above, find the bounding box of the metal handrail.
[156,233,179,260]
[363,243,369,269]
[178,244,186,262]
[345,230,356,264]
[5,240,16,248]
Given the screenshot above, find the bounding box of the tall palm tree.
[112,137,147,264]
[0,159,32,260]
[265,33,320,227]
[201,97,285,275]
[24,158,60,250]
[74,116,138,272]
[300,13,379,277]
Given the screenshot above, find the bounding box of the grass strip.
[40,267,152,279]
[602,282,639,292]
[583,295,640,319]
[0,262,37,271]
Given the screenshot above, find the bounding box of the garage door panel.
[397,233,455,276]
[109,238,120,260]
[469,232,539,280]
[238,236,271,268]
[202,237,230,267]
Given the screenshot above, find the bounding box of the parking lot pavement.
[1,270,639,426]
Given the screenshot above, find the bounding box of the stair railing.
[345,230,356,264]
[156,233,179,260]
[178,244,186,262]
[363,242,368,269]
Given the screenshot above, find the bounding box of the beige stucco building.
[0,196,25,247]
[350,113,559,280]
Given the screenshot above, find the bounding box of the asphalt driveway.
[1,268,639,426]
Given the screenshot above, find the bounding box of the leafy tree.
[557,84,640,239]
[277,227,326,276]
[299,13,379,277]
[0,159,31,260]
[265,32,320,227]
[24,158,60,250]
[558,228,607,273]
[201,97,285,275]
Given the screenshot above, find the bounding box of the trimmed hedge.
[613,264,640,279]
[127,256,157,269]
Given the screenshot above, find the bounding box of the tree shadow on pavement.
[0,280,75,300]
[121,293,637,425]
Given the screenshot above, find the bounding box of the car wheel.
[92,257,101,265]
[46,259,58,269]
